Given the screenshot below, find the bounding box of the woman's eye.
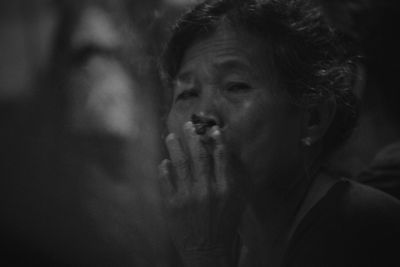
[225,82,252,93]
[175,90,198,102]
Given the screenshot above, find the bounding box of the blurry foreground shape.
[68,5,137,137]
[0,0,57,101]
[71,6,121,50]
[1,0,176,265]
[68,52,139,138]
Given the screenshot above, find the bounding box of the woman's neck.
[239,166,314,266]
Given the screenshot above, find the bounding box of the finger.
[210,126,229,193]
[165,133,190,191]
[158,159,175,197]
[183,121,211,186]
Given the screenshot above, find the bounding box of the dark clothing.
[358,142,400,200]
[283,178,400,267]
[239,178,400,266]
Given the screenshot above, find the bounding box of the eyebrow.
[175,58,252,82]
[175,71,193,83]
[213,58,252,73]
[171,75,196,95]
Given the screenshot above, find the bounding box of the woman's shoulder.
[310,177,400,236]
[333,178,400,221]
[284,178,400,267]
[298,176,400,230]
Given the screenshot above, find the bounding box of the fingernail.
[161,158,169,166]
[184,121,195,132]
[166,133,175,142]
[210,125,220,137]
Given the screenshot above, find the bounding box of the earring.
[301,137,312,147]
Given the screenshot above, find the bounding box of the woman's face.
[167,27,306,189]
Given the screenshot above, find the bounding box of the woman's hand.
[159,121,243,266]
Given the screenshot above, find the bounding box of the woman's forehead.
[178,27,276,79]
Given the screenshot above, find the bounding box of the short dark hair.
[160,0,359,155]
[317,0,400,120]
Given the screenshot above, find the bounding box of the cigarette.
[191,114,216,135]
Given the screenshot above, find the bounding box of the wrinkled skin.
[159,27,306,265]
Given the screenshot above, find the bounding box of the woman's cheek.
[168,100,197,126]
[167,109,186,135]
[222,101,264,156]
[229,98,270,136]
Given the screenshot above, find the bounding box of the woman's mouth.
[191,114,217,135]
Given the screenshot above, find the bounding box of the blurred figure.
[320,0,400,199]
[1,0,176,265]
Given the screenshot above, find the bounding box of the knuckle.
[214,146,225,159]
[183,121,195,134]
[165,134,178,148]
[173,156,189,170]
[197,150,210,161]
[158,165,168,178]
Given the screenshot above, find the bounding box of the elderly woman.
[158,0,400,266]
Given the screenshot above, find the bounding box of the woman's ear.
[353,63,366,100]
[301,96,337,146]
